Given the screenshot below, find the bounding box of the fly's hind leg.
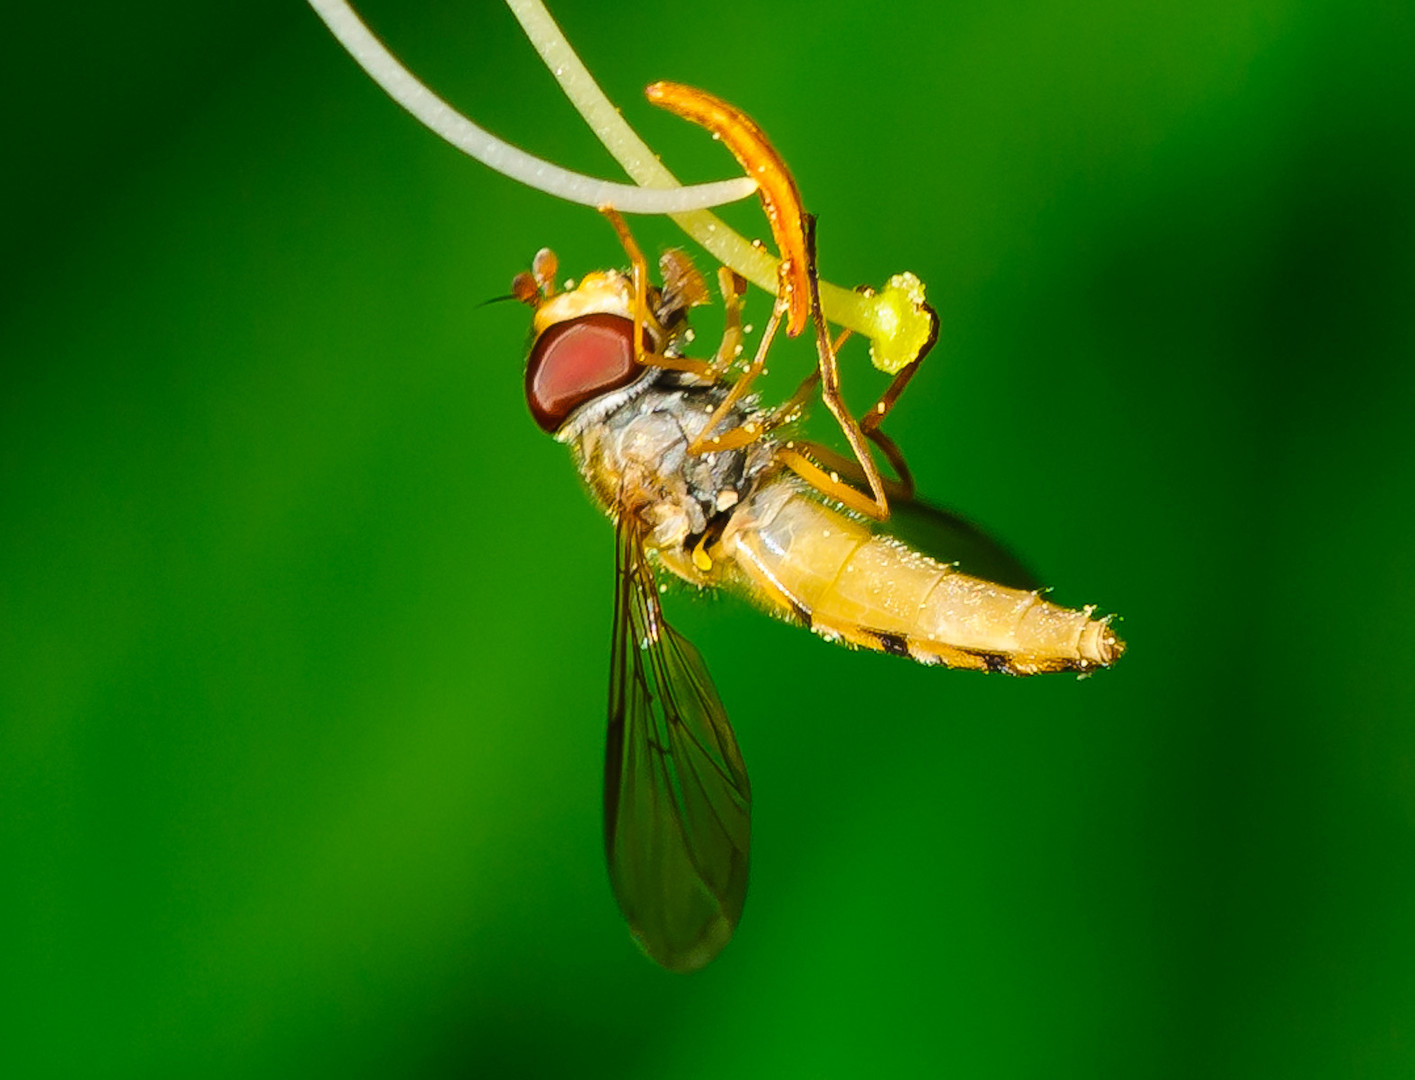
[826,308,918,497]
[772,276,926,505]
[860,426,915,499]
[600,207,714,379]
[777,439,915,506]
[764,319,848,431]
[855,299,938,498]
[780,215,894,520]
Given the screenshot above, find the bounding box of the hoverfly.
[513,84,1124,972]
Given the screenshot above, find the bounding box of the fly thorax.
[567,379,775,557]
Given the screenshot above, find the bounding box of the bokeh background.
[4,0,1413,1075]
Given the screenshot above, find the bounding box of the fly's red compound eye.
[525,314,643,433]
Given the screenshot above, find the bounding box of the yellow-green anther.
[863,273,933,374]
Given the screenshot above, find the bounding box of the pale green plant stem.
[504,0,918,359]
[309,0,927,364]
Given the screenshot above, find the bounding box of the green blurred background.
[4,0,1413,1075]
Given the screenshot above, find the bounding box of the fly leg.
[777,332,916,497]
[853,299,939,499]
[683,263,789,456]
[646,82,895,500]
[605,201,780,457]
[776,215,893,520]
[859,426,915,499]
[766,305,919,504]
[600,207,715,379]
[707,267,748,381]
[685,288,787,455]
[775,439,915,506]
[776,445,892,520]
[762,320,847,430]
[820,310,917,497]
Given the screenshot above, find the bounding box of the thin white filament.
[306,0,758,214]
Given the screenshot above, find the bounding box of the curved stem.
[306,0,757,214]
[504,0,931,369]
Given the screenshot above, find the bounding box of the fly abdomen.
[721,482,1123,675]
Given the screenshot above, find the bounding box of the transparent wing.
[877,494,1041,591]
[604,515,751,973]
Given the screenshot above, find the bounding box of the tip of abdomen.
[1080,615,1125,667]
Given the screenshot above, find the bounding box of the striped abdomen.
[720,482,1123,675]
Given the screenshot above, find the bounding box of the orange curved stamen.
[645,81,811,338]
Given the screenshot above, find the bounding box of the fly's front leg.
[707,267,748,381]
[600,207,714,379]
[600,207,653,361]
